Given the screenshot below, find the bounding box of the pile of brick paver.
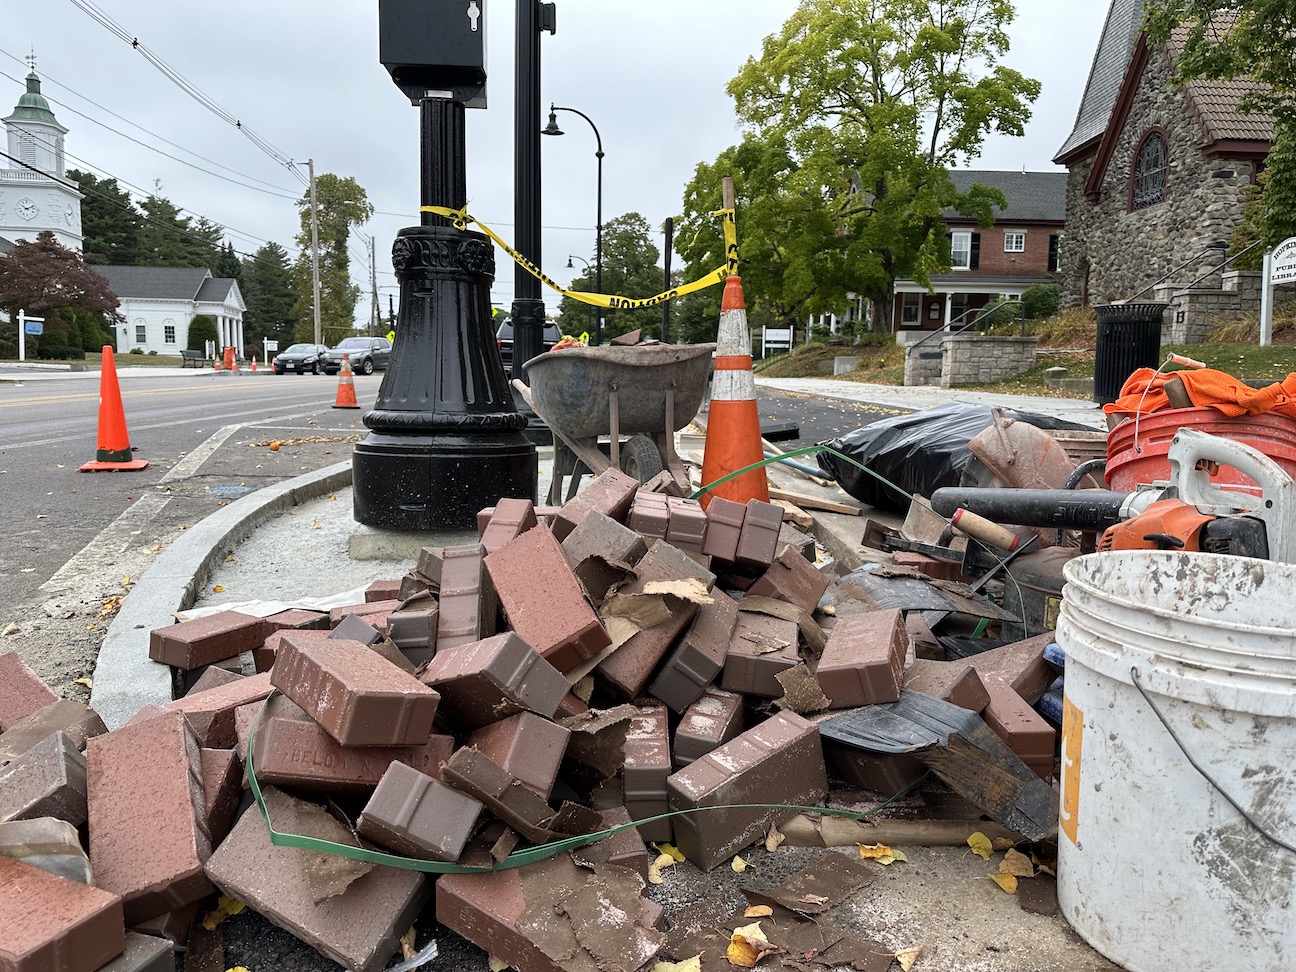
[0,468,1058,972]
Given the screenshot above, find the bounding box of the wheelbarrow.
[513,343,716,504]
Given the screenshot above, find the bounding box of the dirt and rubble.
[0,462,1127,972]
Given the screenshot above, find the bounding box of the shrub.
[1021,283,1060,320]
[129,347,145,355]
[36,344,86,360]
[188,315,218,351]
[147,349,158,355]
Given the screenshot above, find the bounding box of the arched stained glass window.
[1131,131,1168,210]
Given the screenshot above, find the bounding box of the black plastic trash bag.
[815,402,1092,512]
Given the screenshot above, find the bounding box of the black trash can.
[1092,302,1167,405]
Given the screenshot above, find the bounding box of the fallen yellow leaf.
[726,923,784,968]
[201,894,246,931]
[652,955,701,972]
[225,968,251,972]
[399,927,416,961]
[743,905,774,918]
[1000,848,1035,878]
[652,842,685,862]
[967,832,993,861]
[647,852,676,885]
[765,820,785,852]
[213,585,225,593]
[992,836,1016,851]
[895,944,924,971]
[488,957,511,972]
[988,872,1019,894]
[74,677,92,689]
[731,855,751,873]
[859,843,908,865]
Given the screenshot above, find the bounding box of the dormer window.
[1131,130,1168,210]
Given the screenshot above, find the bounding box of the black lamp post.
[543,104,603,346]
[565,254,596,340]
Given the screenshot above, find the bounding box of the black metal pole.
[662,216,673,342]
[595,139,603,346]
[512,0,545,380]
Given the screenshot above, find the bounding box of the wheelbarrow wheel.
[620,434,665,484]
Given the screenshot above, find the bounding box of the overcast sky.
[6,0,1110,325]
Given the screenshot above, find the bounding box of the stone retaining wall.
[940,335,1039,388]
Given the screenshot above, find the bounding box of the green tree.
[136,191,223,268]
[1144,1,1296,251]
[213,242,242,281]
[0,232,123,353]
[187,314,218,352]
[241,242,299,349]
[68,169,141,265]
[684,0,1038,329]
[556,213,663,340]
[292,173,373,344]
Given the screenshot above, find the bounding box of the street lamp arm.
[550,104,602,155]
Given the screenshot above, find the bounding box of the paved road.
[0,370,379,694]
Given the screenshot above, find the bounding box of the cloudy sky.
[6,0,1110,324]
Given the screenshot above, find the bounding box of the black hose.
[1056,458,1109,543]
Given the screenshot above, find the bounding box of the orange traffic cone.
[251,355,258,372]
[333,353,360,409]
[79,347,149,472]
[700,276,768,508]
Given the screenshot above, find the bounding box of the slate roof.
[946,171,1067,222]
[195,277,238,303]
[96,265,213,300]
[0,236,13,255]
[1054,0,1146,162]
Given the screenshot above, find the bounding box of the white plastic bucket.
[1055,551,1296,972]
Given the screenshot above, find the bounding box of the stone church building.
[1053,0,1272,340]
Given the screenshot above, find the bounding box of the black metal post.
[351,96,537,530]
[512,0,545,378]
[545,104,603,345]
[662,216,673,342]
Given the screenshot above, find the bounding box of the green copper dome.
[8,72,58,125]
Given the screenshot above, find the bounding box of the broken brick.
[0,699,106,766]
[721,612,800,698]
[552,468,640,541]
[747,544,832,615]
[467,711,570,800]
[357,762,483,861]
[480,498,539,554]
[384,604,438,652]
[199,748,241,845]
[964,632,1056,704]
[0,652,58,732]
[486,526,610,673]
[270,636,440,747]
[573,806,650,880]
[623,704,673,842]
[95,931,175,972]
[248,716,452,794]
[0,854,125,972]
[561,510,647,601]
[328,599,401,628]
[204,789,429,972]
[262,609,330,632]
[435,544,495,652]
[981,675,1057,779]
[649,589,741,713]
[667,710,827,871]
[183,666,244,697]
[155,672,273,749]
[0,816,92,885]
[366,579,403,602]
[328,613,383,646]
[440,747,561,844]
[147,611,266,671]
[420,632,569,730]
[815,609,907,709]
[86,712,212,924]
[672,688,744,769]
[903,659,991,713]
[0,731,88,826]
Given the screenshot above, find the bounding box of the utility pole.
[369,234,379,337]
[307,158,322,345]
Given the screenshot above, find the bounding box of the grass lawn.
[4,350,192,368]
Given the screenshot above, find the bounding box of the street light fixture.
[566,254,595,339]
[543,104,603,345]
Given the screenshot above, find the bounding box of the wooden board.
[769,486,862,516]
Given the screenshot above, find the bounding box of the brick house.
[1053,0,1273,327]
[892,170,1065,333]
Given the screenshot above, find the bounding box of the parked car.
[324,336,392,375]
[272,343,329,375]
[496,318,563,378]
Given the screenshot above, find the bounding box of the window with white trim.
[1003,231,1025,253]
[901,293,921,324]
[164,323,176,344]
[951,231,972,270]
[134,322,147,343]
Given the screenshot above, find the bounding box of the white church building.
[1,65,245,356]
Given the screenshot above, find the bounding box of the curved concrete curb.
[91,460,353,729]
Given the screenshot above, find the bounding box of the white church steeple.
[1,54,84,250]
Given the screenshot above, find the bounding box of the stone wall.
[940,335,1039,388]
[904,344,944,386]
[1059,45,1256,309]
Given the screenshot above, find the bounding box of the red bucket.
[1106,407,1296,491]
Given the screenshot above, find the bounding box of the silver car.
[324,337,392,375]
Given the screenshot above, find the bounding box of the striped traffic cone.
[79,347,149,472]
[700,276,768,508]
[332,353,360,409]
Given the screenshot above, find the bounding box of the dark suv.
[496,318,563,378]
[324,336,392,375]
[271,343,329,375]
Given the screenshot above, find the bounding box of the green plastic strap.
[245,692,928,873]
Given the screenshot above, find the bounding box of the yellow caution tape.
[420,205,734,309]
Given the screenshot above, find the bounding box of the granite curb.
[91,460,353,729]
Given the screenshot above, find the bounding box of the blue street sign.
[24,321,43,335]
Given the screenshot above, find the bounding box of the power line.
[66,0,307,184]
[0,55,300,199]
